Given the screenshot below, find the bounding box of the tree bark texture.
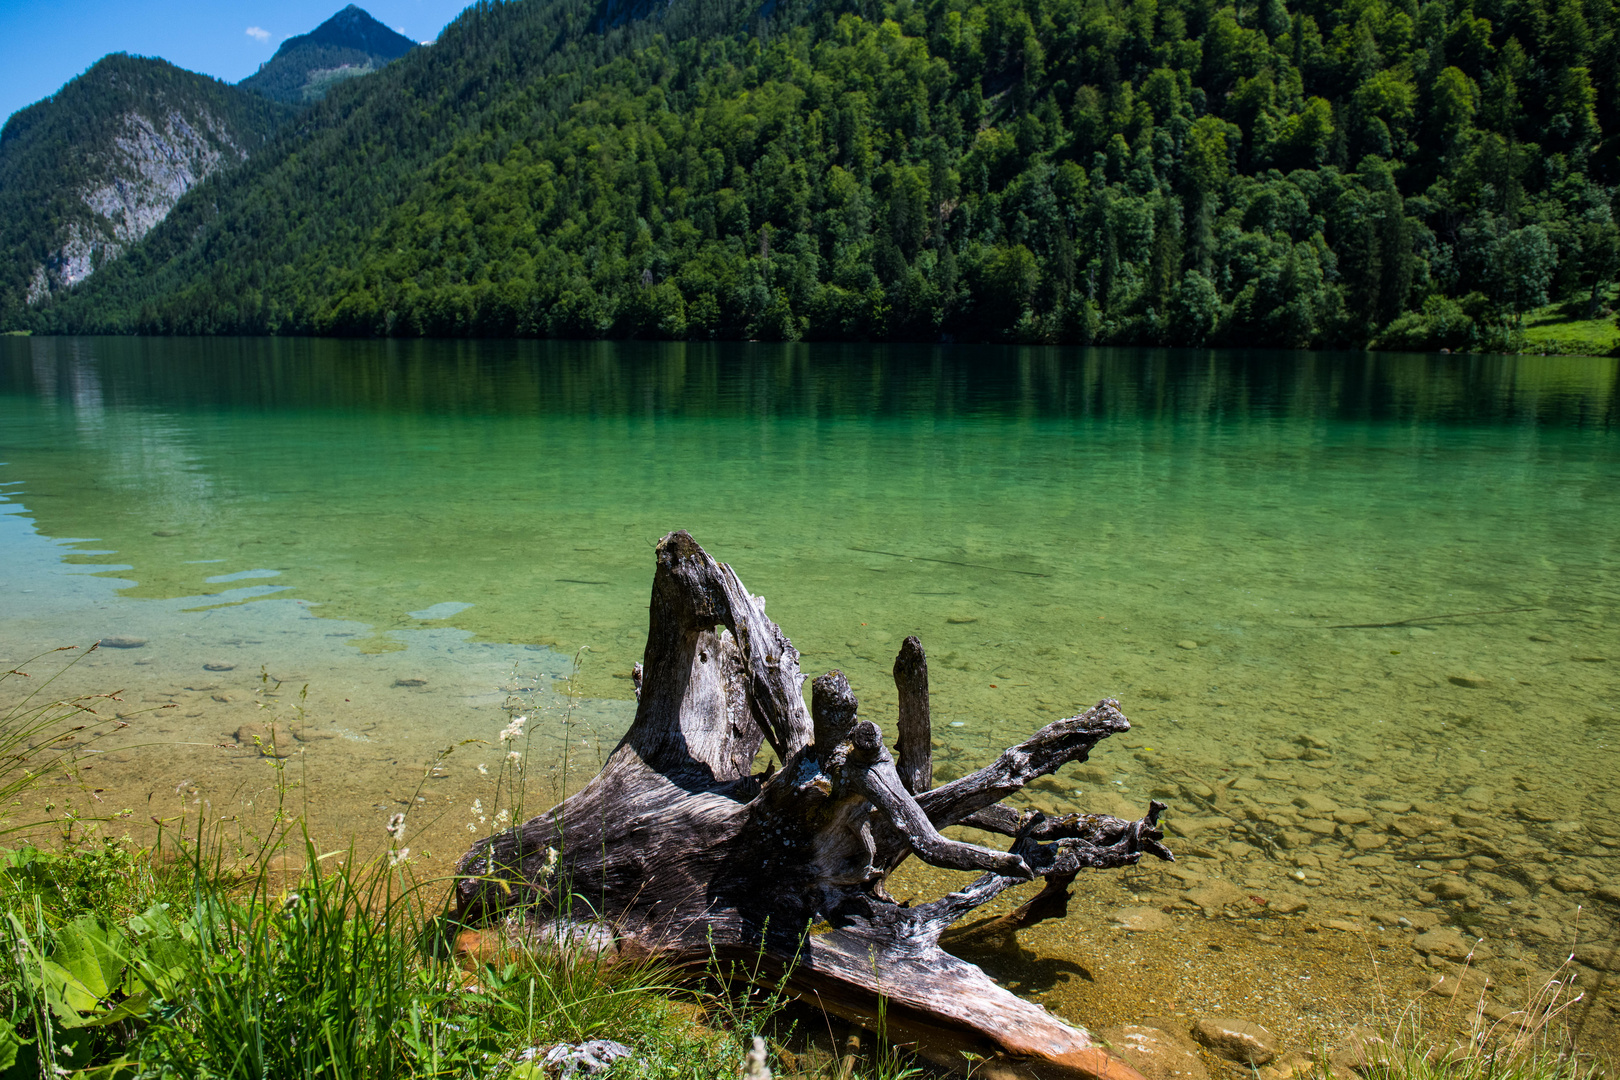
[454,531,1172,1079]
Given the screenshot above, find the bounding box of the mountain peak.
[298,5,417,55]
[240,6,416,104]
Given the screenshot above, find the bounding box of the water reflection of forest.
[6,337,1616,429]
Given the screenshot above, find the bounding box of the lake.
[2,336,1617,1050]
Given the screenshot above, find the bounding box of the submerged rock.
[1426,877,1471,901]
[1330,1026,1392,1076]
[1574,944,1618,972]
[1191,1018,1277,1066]
[1411,929,1474,961]
[98,636,147,648]
[1100,1025,1208,1080]
[1183,882,1248,916]
[234,722,292,758]
[1110,907,1173,931]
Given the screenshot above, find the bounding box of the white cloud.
[245,26,271,43]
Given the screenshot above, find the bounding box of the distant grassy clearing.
[1520,285,1620,357]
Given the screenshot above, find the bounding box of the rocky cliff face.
[24,108,247,303]
[0,54,288,323]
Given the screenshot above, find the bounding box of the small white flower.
[388,847,410,866]
[476,763,488,775]
[507,750,522,763]
[495,808,510,825]
[499,715,527,742]
[471,799,482,815]
[467,823,477,832]
[385,813,406,842]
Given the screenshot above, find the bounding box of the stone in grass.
[1192,1018,1277,1066]
[98,636,147,649]
[1099,1025,1208,1080]
[1259,1051,1343,1080]
[523,1040,634,1076]
[1330,1026,1392,1077]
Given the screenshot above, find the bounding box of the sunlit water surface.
[3,337,1617,1051]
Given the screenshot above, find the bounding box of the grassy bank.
[0,647,924,1079]
[1514,286,1620,357]
[0,832,932,1079]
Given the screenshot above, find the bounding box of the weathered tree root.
[453,531,1172,1079]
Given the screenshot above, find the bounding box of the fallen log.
[453,531,1172,1079]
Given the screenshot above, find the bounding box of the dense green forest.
[240,5,419,103]
[16,0,1620,349]
[0,55,289,318]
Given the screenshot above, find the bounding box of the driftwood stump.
[454,532,1172,1079]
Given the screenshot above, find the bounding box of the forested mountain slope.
[23,0,1620,349]
[240,5,420,104]
[0,56,289,320]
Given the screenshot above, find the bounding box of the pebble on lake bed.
[1446,673,1491,688]
[1098,1025,1208,1080]
[1110,907,1174,931]
[1177,640,1199,650]
[203,661,235,672]
[1191,1018,1277,1066]
[1426,877,1472,901]
[234,723,292,759]
[1183,882,1249,916]
[98,636,147,648]
[1411,929,1487,961]
[394,676,428,688]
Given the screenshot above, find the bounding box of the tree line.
[18,0,1620,350]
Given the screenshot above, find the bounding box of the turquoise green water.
[2,336,1618,1040]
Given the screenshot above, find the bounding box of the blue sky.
[1,0,473,127]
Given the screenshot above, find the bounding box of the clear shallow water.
[3,336,1618,1044]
